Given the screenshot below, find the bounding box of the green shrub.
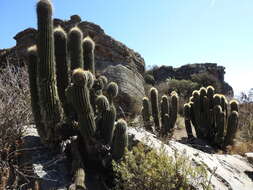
[190,72,221,92]
[166,79,199,99]
[112,143,212,190]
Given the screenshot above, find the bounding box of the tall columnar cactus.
[68,27,84,70]
[27,46,46,142]
[83,36,95,74]
[142,88,178,136]
[107,82,119,105]
[54,26,71,118]
[112,119,128,160]
[36,0,63,144]
[184,86,239,148]
[150,87,160,131]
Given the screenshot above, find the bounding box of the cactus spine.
[36,0,63,144]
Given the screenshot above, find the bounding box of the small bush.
[112,143,212,190]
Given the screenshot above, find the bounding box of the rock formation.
[151,63,234,96]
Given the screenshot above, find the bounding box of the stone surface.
[152,63,234,96]
[103,64,145,116]
[128,127,253,190]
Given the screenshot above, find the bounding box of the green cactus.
[54,26,71,118]
[83,36,95,74]
[69,69,96,140]
[27,46,46,142]
[36,0,63,144]
[112,119,128,160]
[96,95,110,112]
[107,82,118,105]
[168,92,178,132]
[142,97,151,123]
[150,87,160,131]
[184,103,193,139]
[68,27,84,70]
[184,86,239,148]
[230,100,239,112]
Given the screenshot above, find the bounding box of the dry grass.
[0,63,32,189]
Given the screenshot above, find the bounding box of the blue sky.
[0,0,252,96]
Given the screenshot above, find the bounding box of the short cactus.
[184,86,239,148]
[83,36,95,74]
[112,119,128,160]
[68,27,84,70]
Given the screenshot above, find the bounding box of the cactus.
[83,36,95,74]
[27,46,46,142]
[112,119,128,160]
[36,0,63,144]
[184,86,239,148]
[68,27,84,70]
[150,87,160,131]
[28,1,129,188]
[142,88,178,136]
[54,26,71,118]
[142,97,151,123]
[69,69,96,141]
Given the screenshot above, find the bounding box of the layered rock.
[11,15,145,75]
[151,63,234,96]
[103,65,145,117]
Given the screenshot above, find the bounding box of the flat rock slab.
[128,127,253,190]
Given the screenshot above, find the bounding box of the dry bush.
[112,143,212,190]
[0,63,32,189]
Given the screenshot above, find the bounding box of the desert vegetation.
[0,0,252,190]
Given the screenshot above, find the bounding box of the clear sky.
[0,0,252,96]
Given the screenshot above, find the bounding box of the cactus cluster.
[27,0,128,189]
[184,86,239,147]
[142,87,179,136]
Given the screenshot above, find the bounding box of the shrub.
[190,72,222,92]
[0,63,32,189]
[112,143,212,190]
[166,79,199,99]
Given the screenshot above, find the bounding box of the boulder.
[128,127,253,190]
[102,64,145,117]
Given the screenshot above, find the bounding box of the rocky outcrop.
[103,65,145,117]
[10,15,145,74]
[151,63,234,96]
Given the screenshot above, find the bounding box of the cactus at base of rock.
[27,46,46,142]
[112,119,128,160]
[69,69,96,141]
[184,103,193,139]
[107,82,118,104]
[83,36,95,74]
[142,88,178,136]
[68,27,84,70]
[150,87,160,131]
[142,97,151,123]
[184,86,239,148]
[54,26,71,118]
[36,0,63,144]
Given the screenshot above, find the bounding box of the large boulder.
[102,64,145,117]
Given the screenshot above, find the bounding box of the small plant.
[142,87,178,137]
[112,143,212,190]
[184,86,239,148]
